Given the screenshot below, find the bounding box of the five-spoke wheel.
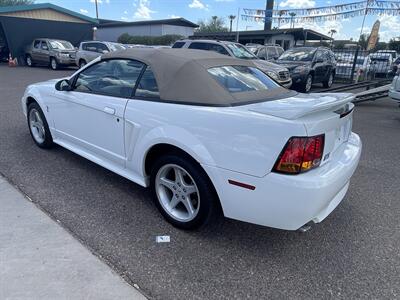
[156,164,200,222]
[150,154,219,229]
[27,102,53,148]
[29,108,46,144]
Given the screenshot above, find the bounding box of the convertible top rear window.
[208,66,280,93]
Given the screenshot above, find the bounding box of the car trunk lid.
[248,92,355,166]
[248,92,354,120]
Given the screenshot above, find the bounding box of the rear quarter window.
[188,42,209,50]
[172,42,185,48]
[208,65,279,93]
[135,66,160,98]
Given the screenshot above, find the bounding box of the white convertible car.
[22,49,362,230]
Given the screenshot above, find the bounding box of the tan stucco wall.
[0,8,88,23]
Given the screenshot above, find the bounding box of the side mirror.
[101,49,109,54]
[55,79,72,91]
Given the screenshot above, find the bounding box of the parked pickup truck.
[25,38,76,70]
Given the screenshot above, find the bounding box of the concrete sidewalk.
[0,176,146,300]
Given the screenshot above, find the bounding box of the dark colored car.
[25,38,76,70]
[275,47,336,92]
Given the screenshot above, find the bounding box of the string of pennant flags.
[242,0,400,24]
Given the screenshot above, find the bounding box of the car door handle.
[103,107,115,115]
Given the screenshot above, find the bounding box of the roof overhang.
[98,18,199,28]
[193,28,332,41]
[0,3,98,24]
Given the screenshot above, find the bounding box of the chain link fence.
[333,49,398,83]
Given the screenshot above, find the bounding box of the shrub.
[117,33,183,46]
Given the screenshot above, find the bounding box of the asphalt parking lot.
[1,64,399,299]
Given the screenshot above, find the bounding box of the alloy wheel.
[51,59,57,70]
[305,75,313,92]
[29,108,46,144]
[328,73,333,87]
[155,164,200,222]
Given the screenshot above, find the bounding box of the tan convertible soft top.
[102,48,294,106]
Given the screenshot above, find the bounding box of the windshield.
[278,48,315,62]
[226,43,257,60]
[208,65,279,93]
[49,40,74,50]
[378,51,396,59]
[370,56,390,62]
[356,58,367,65]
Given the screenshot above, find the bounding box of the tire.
[301,74,313,93]
[150,154,219,229]
[50,57,58,70]
[79,59,87,69]
[27,102,53,148]
[323,72,334,88]
[26,55,34,67]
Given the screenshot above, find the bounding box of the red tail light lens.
[273,135,325,174]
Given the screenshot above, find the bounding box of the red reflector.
[273,134,325,174]
[228,180,256,190]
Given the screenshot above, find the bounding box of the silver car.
[75,41,125,68]
[246,44,284,61]
[172,39,292,88]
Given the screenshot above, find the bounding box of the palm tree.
[228,15,236,32]
[328,29,337,48]
[328,29,337,38]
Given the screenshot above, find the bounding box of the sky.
[37,0,400,41]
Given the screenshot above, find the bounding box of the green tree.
[196,16,228,33]
[0,0,34,6]
[388,38,400,52]
[117,33,183,46]
[374,42,387,51]
[358,33,369,50]
[334,41,346,49]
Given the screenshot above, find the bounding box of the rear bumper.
[203,132,362,230]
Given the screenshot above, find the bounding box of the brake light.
[273,135,325,174]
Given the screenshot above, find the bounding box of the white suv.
[172,39,292,88]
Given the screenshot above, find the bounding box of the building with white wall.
[193,28,332,50]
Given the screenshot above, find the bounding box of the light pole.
[95,0,99,19]
[235,7,240,42]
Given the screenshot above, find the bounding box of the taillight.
[273,135,325,174]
